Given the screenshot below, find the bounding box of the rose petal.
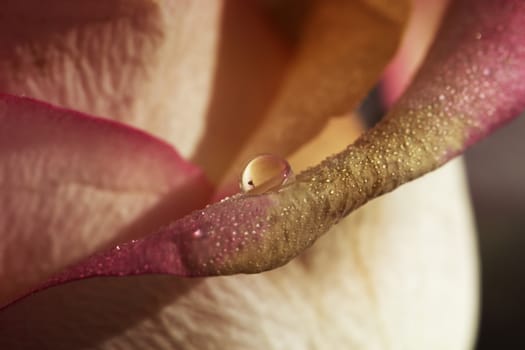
[288,114,364,172]
[382,0,451,105]
[213,0,410,184]
[0,94,212,305]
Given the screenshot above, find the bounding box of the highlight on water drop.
[240,154,295,195]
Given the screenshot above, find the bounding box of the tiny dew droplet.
[240,154,294,194]
[192,229,203,238]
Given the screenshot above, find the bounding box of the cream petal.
[215,0,409,184]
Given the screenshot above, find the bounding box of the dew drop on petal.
[240,154,295,194]
[192,229,203,238]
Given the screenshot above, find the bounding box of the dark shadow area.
[358,86,385,128]
[465,114,525,349]
[0,275,202,350]
[117,175,212,243]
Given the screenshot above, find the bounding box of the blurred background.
[466,113,525,349]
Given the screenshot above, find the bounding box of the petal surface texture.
[0,94,211,305]
[0,0,227,158]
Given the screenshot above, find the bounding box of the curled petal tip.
[173,0,525,275]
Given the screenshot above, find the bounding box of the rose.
[1,0,524,348]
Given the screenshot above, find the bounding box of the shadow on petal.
[0,275,202,350]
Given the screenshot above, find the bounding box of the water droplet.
[192,229,203,238]
[240,154,294,194]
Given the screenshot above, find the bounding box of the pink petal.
[0,94,212,305]
[398,0,525,147]
[382,0,451,105]
[7,194,274,306]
